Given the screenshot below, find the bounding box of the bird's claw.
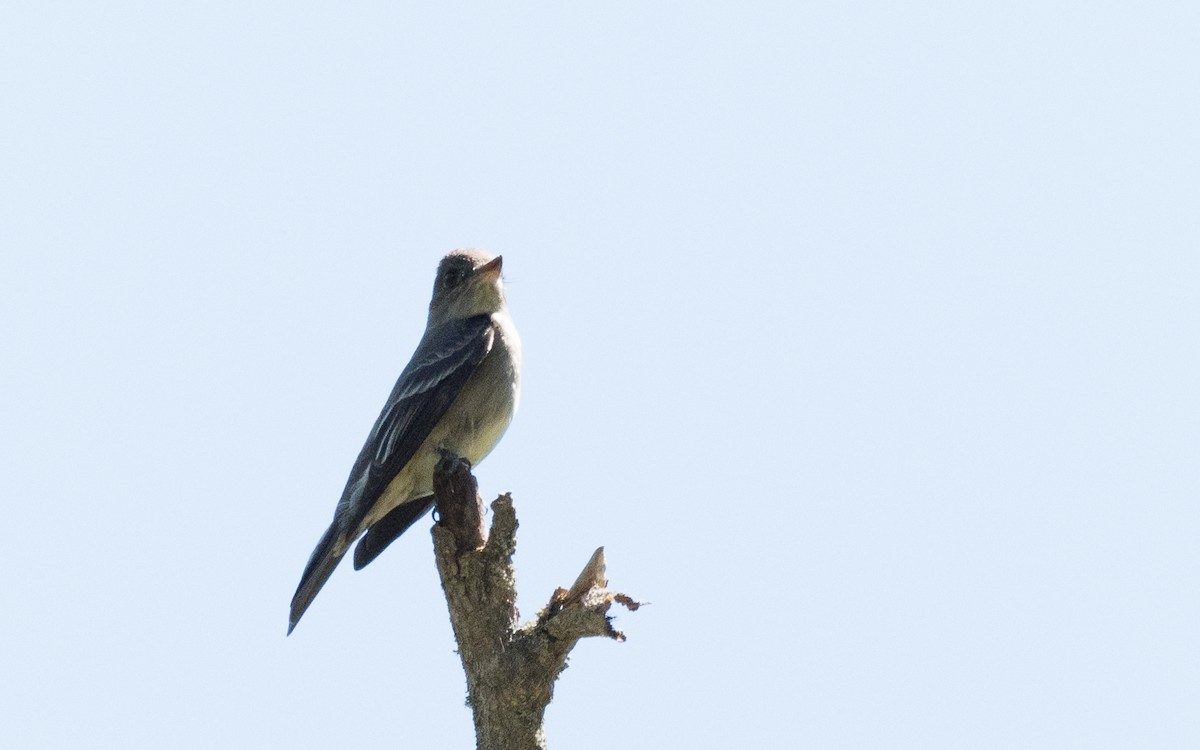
[435,447,472,471]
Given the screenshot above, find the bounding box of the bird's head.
[428,249,508,325]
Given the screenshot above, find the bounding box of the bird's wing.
[339,313,494,533]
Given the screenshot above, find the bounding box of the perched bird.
[288,249,521,635]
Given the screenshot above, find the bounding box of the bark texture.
[431,452,639,750]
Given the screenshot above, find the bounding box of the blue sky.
[2,3,1197,748]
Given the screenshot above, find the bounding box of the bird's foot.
[435,447,472,473]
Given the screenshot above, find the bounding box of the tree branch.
[431,452,640,750]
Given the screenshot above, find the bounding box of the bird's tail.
[288,523,346,635]
[353,496,436,571]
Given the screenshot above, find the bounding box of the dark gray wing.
[339,313,494,533]
[352,495,435,570]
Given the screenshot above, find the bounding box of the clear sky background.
[2,3,1197,748]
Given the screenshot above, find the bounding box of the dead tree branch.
[430,452,640,750]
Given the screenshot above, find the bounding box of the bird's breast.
[441,321,519,465]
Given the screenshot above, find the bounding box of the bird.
[288,249,521,635]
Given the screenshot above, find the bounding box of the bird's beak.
[477,255,503,279]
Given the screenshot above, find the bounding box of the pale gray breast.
[439,313,520,465]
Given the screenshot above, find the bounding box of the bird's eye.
[442,268,465,289]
